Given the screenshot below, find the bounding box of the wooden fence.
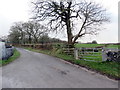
[63,48,74,55]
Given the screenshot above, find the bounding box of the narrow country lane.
[2,48,118,88]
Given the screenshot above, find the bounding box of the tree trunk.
[66,20,73,45]
[34,37,38,44]
[66,2,73,45]
[28,35,32,44]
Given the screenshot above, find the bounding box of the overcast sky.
[0,0,119,43]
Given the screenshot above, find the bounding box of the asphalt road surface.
[2,48,118,88]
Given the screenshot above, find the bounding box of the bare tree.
[8,25,21,44]
[23,21,47,43]
[10,22,26,44]
[32,0,109,45]
[8,21,47,44]
[23,21,34,44]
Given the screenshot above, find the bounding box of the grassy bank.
[0,49,20,66]
[24,47,120,80]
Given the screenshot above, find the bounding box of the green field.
[75,43,120,49]
[107,44,120,49]
[75,44,104,48]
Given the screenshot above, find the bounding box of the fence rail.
[75,48,103,62]
[63,47,120,62]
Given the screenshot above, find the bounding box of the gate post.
[74,48,78,59]
[102,48,107,61]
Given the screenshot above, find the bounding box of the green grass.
[75,43,120,49]
[73,60,119,79]
[24,47,120,80]
[0,49,20,66]
[75,44,104,48]
[107,45,120,49]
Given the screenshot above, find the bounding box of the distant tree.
[8,21,47,44]
[39,33,63,44]
[22,22,33,44]
[39,33,50,44]
[8,26,21,44]
[92,40,97,44]
[32,0,109,45]
[23,21,47,43]
[49,38,61,43]
[0,36,8,42]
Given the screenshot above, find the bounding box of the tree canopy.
[8,21,63,44]
[8,21,47,44]
[32,0,109,45]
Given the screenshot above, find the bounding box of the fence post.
[74,48,78,59]
[102,48,107,62]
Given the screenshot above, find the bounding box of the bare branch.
[32,0,109,44]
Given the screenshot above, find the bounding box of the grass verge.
[0,49,20,66]
[24,47,120,80]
